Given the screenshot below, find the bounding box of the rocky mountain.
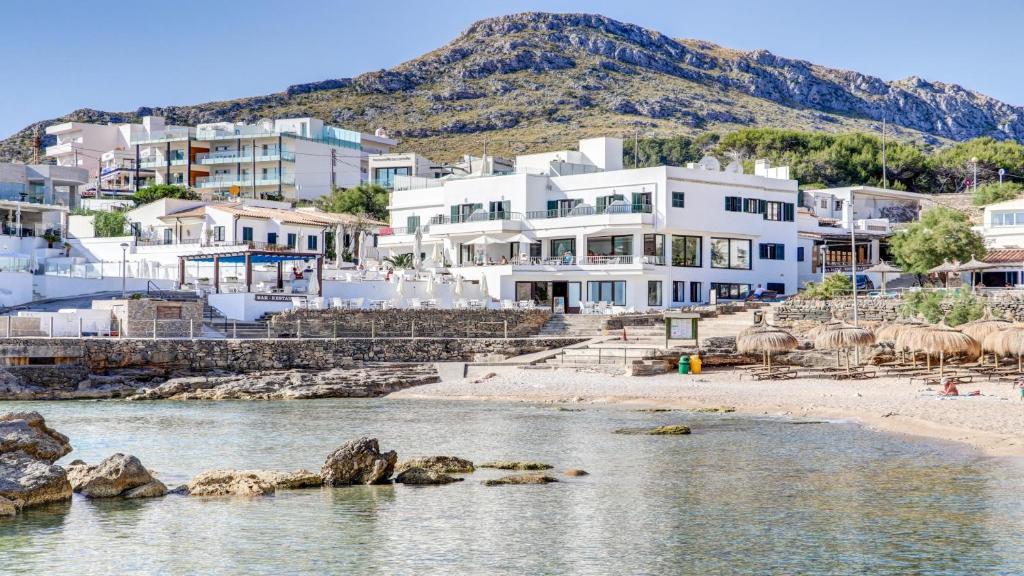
[4,12,1022,163]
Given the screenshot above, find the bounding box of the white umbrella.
[357,230,368,264]
[504,233,538,244]
[14,206,21,234]
[425,273,437,296]
[430,243,441,265]
[479,274,489,302]
[454,274,464,297]
[465,234,503,246]
[413,227,423,271]
[334,224,345,267]
[394,273,407,304]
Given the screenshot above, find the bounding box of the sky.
[1,0,1020,138]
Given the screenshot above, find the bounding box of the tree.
[132,184,198,205]
[93,211,128,237]
[971,182,1024,206]
[319,183,389,221]
[383,253,414,269]
[888,207,986,280]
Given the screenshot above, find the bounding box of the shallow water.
[0,399,1022,575]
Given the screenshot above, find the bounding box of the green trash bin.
[678,355,691,375]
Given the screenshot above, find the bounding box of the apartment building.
[796,186,925,288]
[976,198,1024,286]
[379,137,800,311]
[46,116,397,202]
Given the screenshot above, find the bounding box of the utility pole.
[634,132,639,168]
[482,139,488,175]
[971,156,979,194]
[330,149,336,189]
[849,196,858,328]
[881,114,887,189]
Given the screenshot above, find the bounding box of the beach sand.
[390,366,1024,457]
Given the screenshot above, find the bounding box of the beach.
[392,366,1024,457]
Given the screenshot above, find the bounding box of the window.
[631,192,652,211]
[587,235,633,257]
[766,282,786,295]
[267,232,278,246]
[162,229,172,244]
[672,235,702,267]
[744,198,761,214]
[546,199,581,217]
[710,238,751,270]
[307,235,318,251]
[671,192,685,208]
[550,238,576,259]
[489,200,510,217]
[672,281,686,303]
[689,282,702,303]
[797,247,805,262]
[213,226,225,242]
[711,283,751,300]
[373,166,411,188]
[647,281,662,307]
[820,198,829,210]
[764,201,782,221]
[406,215,420,231]
[587,281,626,306]
[596,194,625,213]
[643,234,665,264]
[758,243,785,260]
[834,200,843,211]
[992,212,1024,227]
[242,227,253,242]
[516,281,550,304]
[286,233,297,249]
[724,196,743,212]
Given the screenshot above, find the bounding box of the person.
[293,266,303,280]
[499,255,508,265]
[562,250,574,265]
[1015,377,1024,401]
[753,284,766,299]
[940,377,959,397]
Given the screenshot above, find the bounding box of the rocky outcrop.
[0,412,72,463]
[395,456,475,475]
[483,474,559,486]
[179,470,276,497]
[479,461,552,471]
[0,495,17,516]
[0,451,72,508]
[321,438,397,486]
[615,425,691,435]
[563,469,589,477]
[66,454,166,499]
[394,467,462,485]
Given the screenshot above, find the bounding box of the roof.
[160,203,385,227]
[806,185,929,202]
[983,249,1024,264]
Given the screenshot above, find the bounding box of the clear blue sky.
[2,0,1020,138]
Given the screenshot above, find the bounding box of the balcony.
[427,211,524,236]
[194,173,295,189]
[195,151,295,165]
[378,225,428,236]
[44,142,75,157]
[131,127,194,145]
[452,254,661,270]
[139,157,187,169]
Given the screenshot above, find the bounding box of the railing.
[525,204,653,220]
[456,255,661,267]
[378,226,427,236]
[194,173,295,188]
[131,127,194,145]
[138,157,187,169]
[430,212,524,225]
[195,151,295,164]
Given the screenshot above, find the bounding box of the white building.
[46,116,397,202]
[379,137,800,311]
[975,198,1024,286]
[796,186,925,288]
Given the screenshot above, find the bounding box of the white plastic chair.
[349,297,365,309]
[501,299,515,310]
[331,297,345,309]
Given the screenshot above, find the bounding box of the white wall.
[33,275,177,300]
[0,272,33,307]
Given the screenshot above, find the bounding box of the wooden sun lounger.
[909,374,975,386]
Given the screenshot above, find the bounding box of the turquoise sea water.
[0,399,1021,575]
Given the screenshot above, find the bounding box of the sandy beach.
[391,366,1024,457]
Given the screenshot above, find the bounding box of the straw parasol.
[736,321,798,371]
[875,318,924,343]
[814,325,876,374]
[982,326,1024,372]
[928,260,959,288]
[958,308,1010,343]
[958,257,992,288]
[805,319,844,339]
[900,323,980,377]
[864,261,901,294]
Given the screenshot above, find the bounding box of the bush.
[132,184,198,206]
[945,293,985,326]
[93,211,128,238]
[801,274,852,300]
[900,290,944,323]
[972,183,1024,206]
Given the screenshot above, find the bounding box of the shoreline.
[390,366,1024,458]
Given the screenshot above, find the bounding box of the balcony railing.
[131,127,194,145]
[195,173,295,188]
[525,204,653,220]
[195,151,295,164]
[430,212,524,225]
[378,226,427,236]
[456,254,661,267]
[138,157,187,169]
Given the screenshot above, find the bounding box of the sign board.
[255,294,303,302]
[229,185,240,196]
[664,312,700,348]
[155,305,182,320]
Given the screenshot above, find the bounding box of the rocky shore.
[0,364,439,401]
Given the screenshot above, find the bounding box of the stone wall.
[269,309,551,338]
[94,298,205,338]
[774,298,1024,323]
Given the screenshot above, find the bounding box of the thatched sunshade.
[981,326,1024,372]
[959,257,993,288]
[737,322,798,370]
[875,318,924,343]
[900,323,980,376]
[814,325,876,374]
[958,308,1011,343]
[805,319,844,339]
[864,261,902,294]
[928,260,960,288]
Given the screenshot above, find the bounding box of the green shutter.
[597,196,608,212]
[632,192,642,208]
[450,205,459,223]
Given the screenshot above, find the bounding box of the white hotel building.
[379,137,800,312]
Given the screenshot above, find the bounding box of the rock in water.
[0,412,72,463]
[321,438,397,486]
[395,467,463,485]
[123,480,169,499]
[0,451,72,508]
[66,453,166,498]
[614,425,691,435]
[260,469,321,490]
[181,470,276,497]
[479,461,553,471]
[483,474,559,486]
[564,469,589,476]
[395,456,475,475]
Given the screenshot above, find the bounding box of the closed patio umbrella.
[334,224,345,267]
[453,274,464,297]
[478,274,489,304]
[413,227,423,271]
[394,273,407,305]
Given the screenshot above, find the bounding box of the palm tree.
[384,253,414,270]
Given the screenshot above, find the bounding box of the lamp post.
[119,242,129,298]
[971,157,979,194]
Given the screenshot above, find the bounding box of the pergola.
[177,249,323,296]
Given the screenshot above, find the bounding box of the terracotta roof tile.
[983,249,1024,264]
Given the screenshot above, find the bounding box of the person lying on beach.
[939,378,959,397]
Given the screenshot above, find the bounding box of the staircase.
[538,314,608,337]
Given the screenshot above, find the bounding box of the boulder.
[256,469,322,490]
[0,451,72,508]
[483,474,559,486]
[563,469,589,476]
[0,411,72,463]
[123,480,168,499]
[0,495,18,516]
[181,470,276,497]
[395,467,462,485]
[67,454,165,498]
[614,425,691,435]
[395,456,475,475]
[321,438,397,486]
[479,461,553,471]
